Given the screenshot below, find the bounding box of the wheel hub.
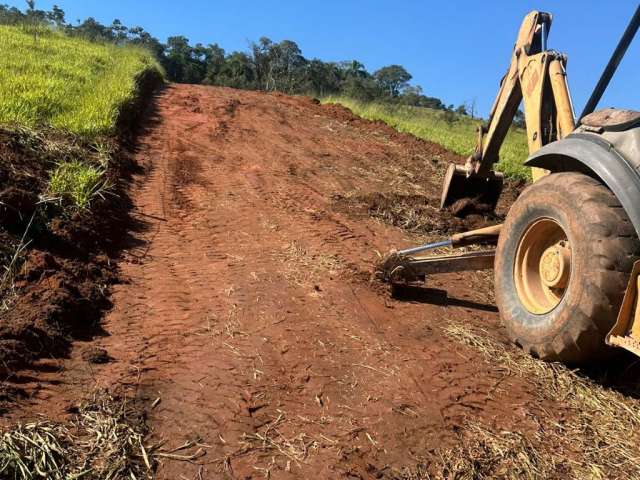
[539,242,571,289]
[514,219,571,314]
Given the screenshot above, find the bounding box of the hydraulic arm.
[382,10,577,286]
[440,11,575,210]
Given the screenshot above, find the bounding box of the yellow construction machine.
[381,7,640,364]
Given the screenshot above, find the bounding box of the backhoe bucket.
[607,260,640,357]
[440,163,504,212]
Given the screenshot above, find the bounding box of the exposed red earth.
[2,85,558,479]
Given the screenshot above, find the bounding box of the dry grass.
[240,416,315,467]
[359,193,439,233]
[275,240,343,288]
[394,423,551,480]
[226,412,326,477]
[437,323,640,479]
[333,191,473,242]
[0,211,35,312]
[0,391,154,479]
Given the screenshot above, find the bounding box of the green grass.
[322,96,530,181]
[48,160,108,210]
[0,25,162,137]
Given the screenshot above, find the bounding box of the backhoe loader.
[381,7,640,364]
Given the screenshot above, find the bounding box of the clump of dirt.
[81,346,112,364]
[497,178,527,215]
[449,196,496,218]
[322,101,525,238]
[0,128,53,234]
[333,192,500,237]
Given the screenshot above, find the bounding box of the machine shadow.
[391,284,499,313]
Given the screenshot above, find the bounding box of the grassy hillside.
[0,23,163,395]
[0,25,162,136]
[0,25,163,211]
[322,96,530,181]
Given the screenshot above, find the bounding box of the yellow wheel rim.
[514,218,571,314]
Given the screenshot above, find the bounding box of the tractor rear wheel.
[494,172,640,364]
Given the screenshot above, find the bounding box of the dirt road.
[10,85,545,478]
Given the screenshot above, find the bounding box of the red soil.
[3,85,549,478]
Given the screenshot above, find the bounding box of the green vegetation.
[48,160,107,210]
[322,96,531,181]
[1,4,448,109]
[0,25,161,137]
[0,23,162,210]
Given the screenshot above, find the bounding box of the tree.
[164,36,206,84]
[47,4,65,27]
[301,60,341,96]
[257,39,306,92]
[218,52,255,88]
[0,5,26,25]
[465,98,477,119]
[24,0,47,39]
[250,37,273,89]
[399,85,423,106]
[128,26,165,58]
[203,43,226,85]
[341,75,380,101]
[373,65,412,97]
[111,19,128,43]
[75,17,114,41]
[455,104,468,116]
[341,60,367,79]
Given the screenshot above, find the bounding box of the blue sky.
[9,0,640,116]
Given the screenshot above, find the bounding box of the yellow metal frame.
[607,261,640,356]
[467,11,575,181]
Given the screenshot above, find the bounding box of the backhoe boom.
[440,11,575,209]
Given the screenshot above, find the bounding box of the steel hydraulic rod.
[398,240,452,256]
[396,224,502,257]
[578,4,640,123]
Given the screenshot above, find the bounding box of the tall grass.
[0,25,162,137]
[322,96,530,181]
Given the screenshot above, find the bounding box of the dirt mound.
[0,129,51,233]
[0,69,161,390]
[1,251,115,373]
[0,127,145,396]
[333,191,499,237]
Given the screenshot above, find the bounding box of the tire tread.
[496,172,640,363]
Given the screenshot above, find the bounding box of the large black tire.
[495,172,640,364]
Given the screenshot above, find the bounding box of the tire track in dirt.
[6,85,549,478]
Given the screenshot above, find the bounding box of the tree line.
[1,2,463,110]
